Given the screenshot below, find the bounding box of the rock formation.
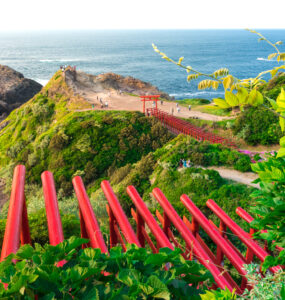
[0,65,42,120]
[64,69,173,100]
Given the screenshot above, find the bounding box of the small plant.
[240,264,285,300]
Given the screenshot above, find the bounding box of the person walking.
[188,105,191,111]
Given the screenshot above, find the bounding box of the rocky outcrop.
[0,65,42,120]
[64,70,173,100]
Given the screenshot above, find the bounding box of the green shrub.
[234,156,251,172]
[49,133,69,151]
[0,210,80,247]
[233,106,282,145]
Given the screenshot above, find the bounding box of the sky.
[1,0,285,31]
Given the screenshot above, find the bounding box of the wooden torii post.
[140,95,160,114]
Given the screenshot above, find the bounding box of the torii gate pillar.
[140,95,160,114]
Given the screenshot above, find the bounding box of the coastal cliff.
[0,65,42,120]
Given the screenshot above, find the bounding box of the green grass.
[196,105,231,116]
[176,98,210,107]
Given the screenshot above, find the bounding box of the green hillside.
[0,70,172,196]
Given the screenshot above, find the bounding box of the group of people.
[169,103,191,115]
[179,159,192,168]
[95,96,109,109]
[60,65,76,72]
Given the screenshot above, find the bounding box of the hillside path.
[208,166,259,188]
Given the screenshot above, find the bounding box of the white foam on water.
[39,58,87,63]
[170,91,224,98]
[256,57,273,61]
[35,79,49,86]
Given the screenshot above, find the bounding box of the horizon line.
[0,28,285,33]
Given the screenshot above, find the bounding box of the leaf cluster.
[250,155,285,269]
[0,237,213,299]
[214,89,264,111]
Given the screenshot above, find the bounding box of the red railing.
[73,176,108,253]
[1,166,280,295]
[0,165,31,261]
[101,180,140,250]
[146,108,236,148]
[152,187,238,292]
[207,199,282,273]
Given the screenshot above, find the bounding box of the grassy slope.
[0,70,172,191]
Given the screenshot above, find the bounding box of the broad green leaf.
[139,283,154,295]
[117,269,140,286]
[268,98,278,110]
[270,167,284,180]
[247,89,263,106]
[225,91,239,107]
[213,98,230,109]
[277,147,285,158]
[15,244,34,259]
[276,88,285,108]
[236,87,248,104]
[281,284,285,299]
[145,253,168,266]
[153,290,170,299]
[222,75,234,90]
[280,136,285,148]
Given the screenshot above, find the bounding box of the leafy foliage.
[233,106,282,145]
[241,264,285,300]
[250,155,285,269]
[0,237,213,299]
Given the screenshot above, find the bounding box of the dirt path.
[72,83,232,122]
[208,166,259,188]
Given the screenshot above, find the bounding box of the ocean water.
[0,29,284,100]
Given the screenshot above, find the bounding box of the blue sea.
[0,30,284,100]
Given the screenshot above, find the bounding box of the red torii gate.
[140,95,160,114]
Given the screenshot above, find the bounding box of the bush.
[49,133,69,151]
[234,156,251,172]
[0,210,80,246]
[233,106,282,145]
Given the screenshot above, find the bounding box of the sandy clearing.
[73,86,233,122]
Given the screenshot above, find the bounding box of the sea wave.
[170,91,224,98]
[39,58,86,63]
[256,57,273,62]
[35,79,49,86]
